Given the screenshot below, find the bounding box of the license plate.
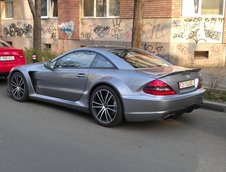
[179,80,195,89]
[0,56,14,61]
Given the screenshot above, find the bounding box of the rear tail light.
[143,79,176,95]
[198,77,203,88]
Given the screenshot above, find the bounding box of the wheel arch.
[8,69,34,95]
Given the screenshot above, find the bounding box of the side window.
[91,55,115,69]
[56,51,96,68]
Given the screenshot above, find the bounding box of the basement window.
[44,44,52,49]
[194,51,209,59]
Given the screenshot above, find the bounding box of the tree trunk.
[28,0,42,51]
[132,0,143,48]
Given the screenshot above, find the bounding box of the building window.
[182,0,225,16]
[4,0,14,18]
[83,0,120,18]
[41,0,58,18]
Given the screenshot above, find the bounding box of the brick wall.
[58,0,80,40]
[143,0,172,18]
[120,0,176,19]
[120,0,134,18]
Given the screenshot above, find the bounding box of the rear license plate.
[179,80,195,89]
[0,56,14,61]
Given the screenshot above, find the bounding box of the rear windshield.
[0,40,11,47]
[111,49,170,68]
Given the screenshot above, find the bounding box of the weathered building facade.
[0,0,226,67]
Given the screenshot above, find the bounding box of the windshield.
[111,49,170,68]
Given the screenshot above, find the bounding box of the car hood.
[134,65,201,78]
[15,62,44,70]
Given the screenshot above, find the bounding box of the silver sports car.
[7,47,205,127]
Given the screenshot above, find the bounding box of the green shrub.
[24,48,60,63]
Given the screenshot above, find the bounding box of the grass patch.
[204,89,226,103]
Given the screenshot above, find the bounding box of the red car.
[0,39,26,77]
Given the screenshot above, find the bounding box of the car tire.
[90,85,124,127]
[9,72,29,102]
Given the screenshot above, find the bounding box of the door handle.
[76,73,86,78]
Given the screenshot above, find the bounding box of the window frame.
[41,0,58,19]
[82,0,120,18]
[182,0,225,17]
[4,0,14,19]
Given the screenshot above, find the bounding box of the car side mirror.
[44,61,56,70]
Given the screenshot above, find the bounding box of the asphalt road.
[0,78,226,172]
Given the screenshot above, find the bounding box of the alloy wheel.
[91,89,118,124]
[10,73,28,101]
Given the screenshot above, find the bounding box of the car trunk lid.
[136,66,202,94]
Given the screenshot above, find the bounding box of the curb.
[202,100,226,113]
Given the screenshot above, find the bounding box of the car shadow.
[27,99,94,122]
[174,111,226,140]
[0,77,7,85]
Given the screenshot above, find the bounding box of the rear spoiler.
[157,68,201,79]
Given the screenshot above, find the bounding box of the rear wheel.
[90,85,123,127]
[9,72,29,102]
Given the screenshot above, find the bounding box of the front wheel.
[90,85,123,127]
[9,72,29,102]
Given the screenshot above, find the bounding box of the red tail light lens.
[198,77,203,88]
[143,80,176,95]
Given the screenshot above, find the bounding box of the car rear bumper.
[123,89,205,122]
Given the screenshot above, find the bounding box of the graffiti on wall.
[80,19,170,42]
[142,21,169,40]
[172,17,223,44]
[81,19,129,41]
[143,43,164,56]
[111,19,123,39]
[93,25,110,37]
[42,20,57,40]
[59,21,74,38]
[3,22,32,37]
